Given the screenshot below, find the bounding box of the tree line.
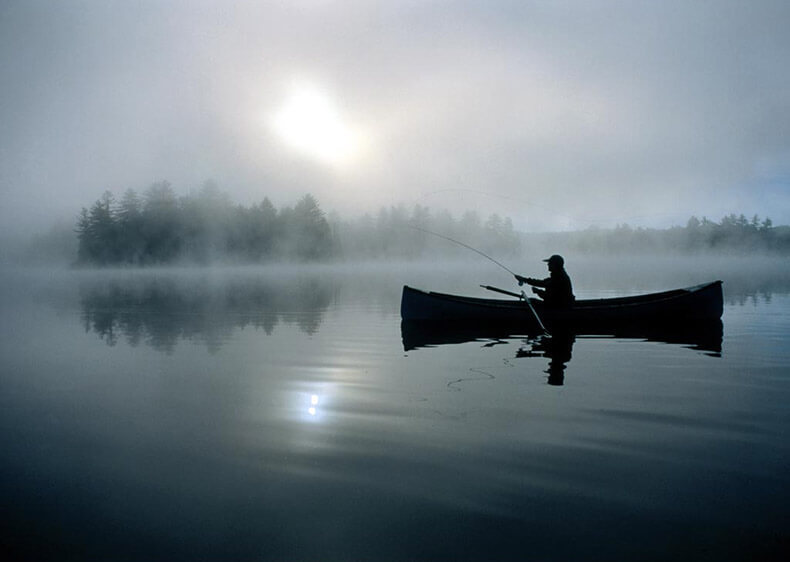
[330,204,522,260]
[76,182,333,265]
[532,214,788,255]
[74,182,522,265]
[73,181,787,266]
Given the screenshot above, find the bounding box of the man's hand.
[514,274,528,286]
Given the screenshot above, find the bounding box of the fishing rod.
[480,284,550,336]
[408,225,518,277]
[410,225,551,335]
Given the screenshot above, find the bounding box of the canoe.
[400,281,723,331]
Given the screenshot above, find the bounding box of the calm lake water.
[1,257,789,561]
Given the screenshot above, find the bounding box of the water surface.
[1,259,788,560]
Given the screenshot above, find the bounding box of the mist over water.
[3,1,788,556]
[1,257,789,560]
[3,1,790,236]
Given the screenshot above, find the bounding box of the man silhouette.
[515,254,575,307]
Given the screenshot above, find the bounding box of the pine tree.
[142,181,180,263]
[291,194,333,260]
[75,207,91,263]
[117,189,144,263]
[86,191,118,264]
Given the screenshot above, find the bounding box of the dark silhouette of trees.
[75,191,117,263]
[541,214,788,255]
[288,194,334,259]
[116,188,145,263]
[669,213,783,252]
[74,181,787,266]
[142,181,181,263]
[75,182,335,266]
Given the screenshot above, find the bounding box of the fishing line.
[408,225,518,277]
[447,368,496,391]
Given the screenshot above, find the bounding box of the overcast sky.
[1,0,789,236]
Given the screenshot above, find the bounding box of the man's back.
[545,268,574,307]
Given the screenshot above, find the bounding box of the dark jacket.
[527,269,575,307]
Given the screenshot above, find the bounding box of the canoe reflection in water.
[401,320,723,386]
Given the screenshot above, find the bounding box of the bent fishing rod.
[408,225,550,335]
[408,225,518,277]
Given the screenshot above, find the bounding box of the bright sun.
[270,86,361,167]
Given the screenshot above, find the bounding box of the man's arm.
[523,276,550,287]
[515,274,549,287]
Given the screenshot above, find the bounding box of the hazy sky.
[1,0,789,236]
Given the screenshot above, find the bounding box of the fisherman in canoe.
[515,254,575,307]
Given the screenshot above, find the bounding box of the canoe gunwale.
[401,281,723,323]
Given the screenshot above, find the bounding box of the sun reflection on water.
[308,394,319,417]
[296,388,328,424]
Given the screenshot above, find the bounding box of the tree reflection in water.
[80,275,332,353]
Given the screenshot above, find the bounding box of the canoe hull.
[400,281,723,331]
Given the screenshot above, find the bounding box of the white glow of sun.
[271,86,360,166]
